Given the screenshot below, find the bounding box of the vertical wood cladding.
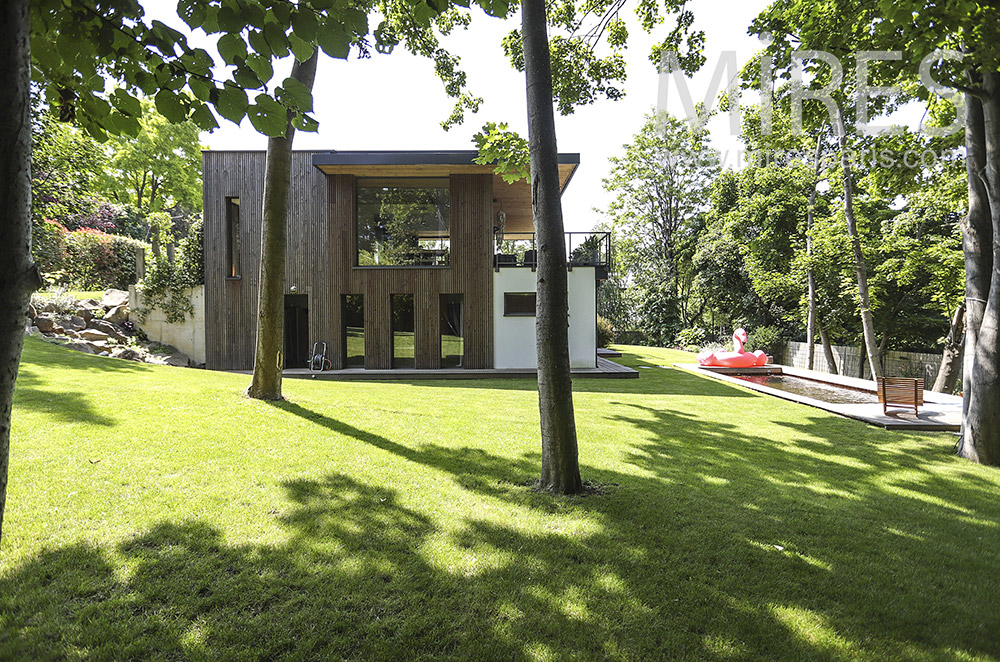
[326,172,494,370]
[205,154,492,371]
[204,151,328,370]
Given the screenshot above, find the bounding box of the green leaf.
[190,103,220,131]
[264,21,290,58]
[247,94,288,137]
[290,10,319,42]
[248,29,271,58]
[216,6,244,33]
[110,88,142,117]
[217,33,248,65]
[278,77,313,112]
[188,75,213,102]
[318,20,351,59]
[246,53,274,84]
[155,89,187,123]
[215,85,249,123]
[177,0,207,29]
[233,61,262,89]
[291,112,319,132]
[287,34,315,62]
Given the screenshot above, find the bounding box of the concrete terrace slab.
[234,357,638,381]
[674,363,961,432]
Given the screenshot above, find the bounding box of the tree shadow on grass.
[12,367,116,427]
[4,394,1000,659]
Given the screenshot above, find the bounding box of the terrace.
[493,230,611,279]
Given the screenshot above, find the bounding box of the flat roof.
[311,150,580,167]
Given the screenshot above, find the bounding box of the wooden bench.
[877,377,924,415]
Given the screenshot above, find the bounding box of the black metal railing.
[493,231,611,272]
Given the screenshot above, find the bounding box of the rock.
[78,298,101,310]
[64,341,95,354]
[83,340,109,353]
[28,304,37,319]
[164,352,191,367]
[64,330,79,339]
[101,289,129,309]
[105,305,129,325]
[78,329,109,342]
[111,347,144,362]
[88,319,127,341]
[58,315,87,331]
[74,307,94,324]
[34,316,56,333]
[39,300,60,314]
[24,325,40,336]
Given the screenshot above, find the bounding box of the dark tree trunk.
[0,0,41,543]
[817,316,839,375]
[247,54,318,400]
[521,0,582,494]
[933,303,964,394]
[961,73,1000,465]
[805,133,823,371]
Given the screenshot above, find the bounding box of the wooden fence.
[782,341,951,384]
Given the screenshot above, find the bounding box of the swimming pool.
[730,373,879,405]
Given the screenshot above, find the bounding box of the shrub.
[60,228,146,290]
[30,287,78,315]
[596,316,615,347]
[32,219,68,274]
[746,325,785,358]
[615,329,649,346]
[135,213,203,323]
[674,327,707,350]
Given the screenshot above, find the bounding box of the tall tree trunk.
[817,315,839,375]
[521,0,582,494]
[836,115,882,380]
[805,132,824,371]
[961,73,1000,465]
[933,302,964,394]
[247,54,318,400]
[0,0,41,543]
[958,89,993,458]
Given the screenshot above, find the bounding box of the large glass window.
[342,294,364,368]
[226,197,240,278]
[392,294,415,368]
[357,178,450,266]
[440,294,463,368]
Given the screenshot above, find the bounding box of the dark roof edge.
[310,150,581,166]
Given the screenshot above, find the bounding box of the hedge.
[34,220,148,291]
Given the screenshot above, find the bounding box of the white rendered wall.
[130,285,206,364]
[493,267,597,370]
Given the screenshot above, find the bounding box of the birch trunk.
[0,0,41,542]
[247,54,318,400]
[521,0,583,494]
[836,116,882,380]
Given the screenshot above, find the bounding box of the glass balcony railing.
[493,231,611,273]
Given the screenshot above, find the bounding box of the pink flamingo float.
[697,328,768,368]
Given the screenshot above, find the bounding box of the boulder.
[24,325,40,336]
[88,319,127,341]
[78,329,109,342]
[64,330,79,339]
[105,305,129,325]
[58,315,87,331]
[64,341,95,354]
[75,308,94,324]
[34,316,56,333]
[164,352,191,367]
[111,347,144,362]
[28,304,37,320]
[83,340,109,353]
[39,300,60,314]
[101,289,129,309]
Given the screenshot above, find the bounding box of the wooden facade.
[204,150,522,372]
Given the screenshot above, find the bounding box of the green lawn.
[3,338,999,661]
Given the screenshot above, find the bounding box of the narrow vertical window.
[226,197,241,278]
[440,294,463,368]
[391,294,415,369]
[342,294,365,368]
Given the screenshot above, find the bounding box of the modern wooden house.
[202,150,610,374]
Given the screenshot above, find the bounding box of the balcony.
[493,231,610,279]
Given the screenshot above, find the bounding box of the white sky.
[144,0,771,231]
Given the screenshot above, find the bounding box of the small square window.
[504,293,536,316]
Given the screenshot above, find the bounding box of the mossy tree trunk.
[0,0,42,543]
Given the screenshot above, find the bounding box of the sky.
[145,0,772,231]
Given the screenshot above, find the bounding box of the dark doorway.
[440,294,464,368]
[342,294,365,368]
[391,294,415,369]
[284,294,309,369]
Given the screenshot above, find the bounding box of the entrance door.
[284,294,309,369]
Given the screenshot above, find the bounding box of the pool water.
[733,374,879,404]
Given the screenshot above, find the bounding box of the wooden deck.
[234,356,638,381]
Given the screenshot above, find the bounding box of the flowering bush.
[35,223,147,291]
